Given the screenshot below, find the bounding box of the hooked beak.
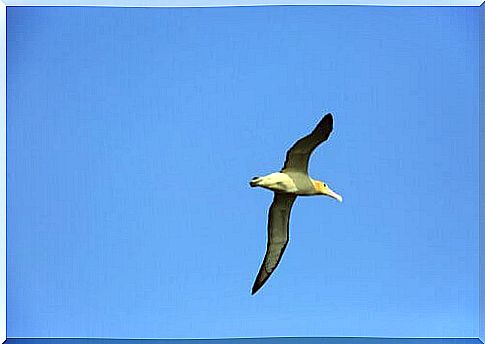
[326,187,343,202]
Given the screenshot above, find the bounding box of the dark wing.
[251,193,297,295]
[281,113,333,173]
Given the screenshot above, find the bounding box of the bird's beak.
[326,187,343,202]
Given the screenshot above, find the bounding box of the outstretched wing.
[251,193,297,295]
[282,113,333,173]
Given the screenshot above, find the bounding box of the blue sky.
[7,5,479,339]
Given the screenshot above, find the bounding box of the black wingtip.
[251,278,263,295]
[251,285,259,295]
[312,112,333,134]
[252,275,271,295]
[322,113,333,129]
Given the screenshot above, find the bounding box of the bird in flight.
[249,113,342,295]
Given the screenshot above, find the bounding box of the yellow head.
[313,180,343,202]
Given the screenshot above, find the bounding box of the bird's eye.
[323,184,327,187]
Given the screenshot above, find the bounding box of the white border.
[0,1,7,343]
[0,1,5,343]
[1,1,482,343]
[2,0,484,6]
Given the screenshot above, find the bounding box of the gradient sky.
[7,5,479,339]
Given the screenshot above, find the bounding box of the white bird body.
[249,113,342,295]
[251,172,341,198]
[250,173,299,194]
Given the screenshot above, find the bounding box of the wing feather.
[251,193,297,295]
[282,113,333,173]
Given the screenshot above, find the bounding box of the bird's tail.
[249,176,261,187]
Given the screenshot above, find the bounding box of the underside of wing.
[282,113,333,173]
[251,193,297,295]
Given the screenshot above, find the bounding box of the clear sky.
[7,5,479,339]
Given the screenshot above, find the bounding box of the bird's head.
[313,180,343,202]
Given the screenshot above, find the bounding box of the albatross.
[249,113,342,295]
